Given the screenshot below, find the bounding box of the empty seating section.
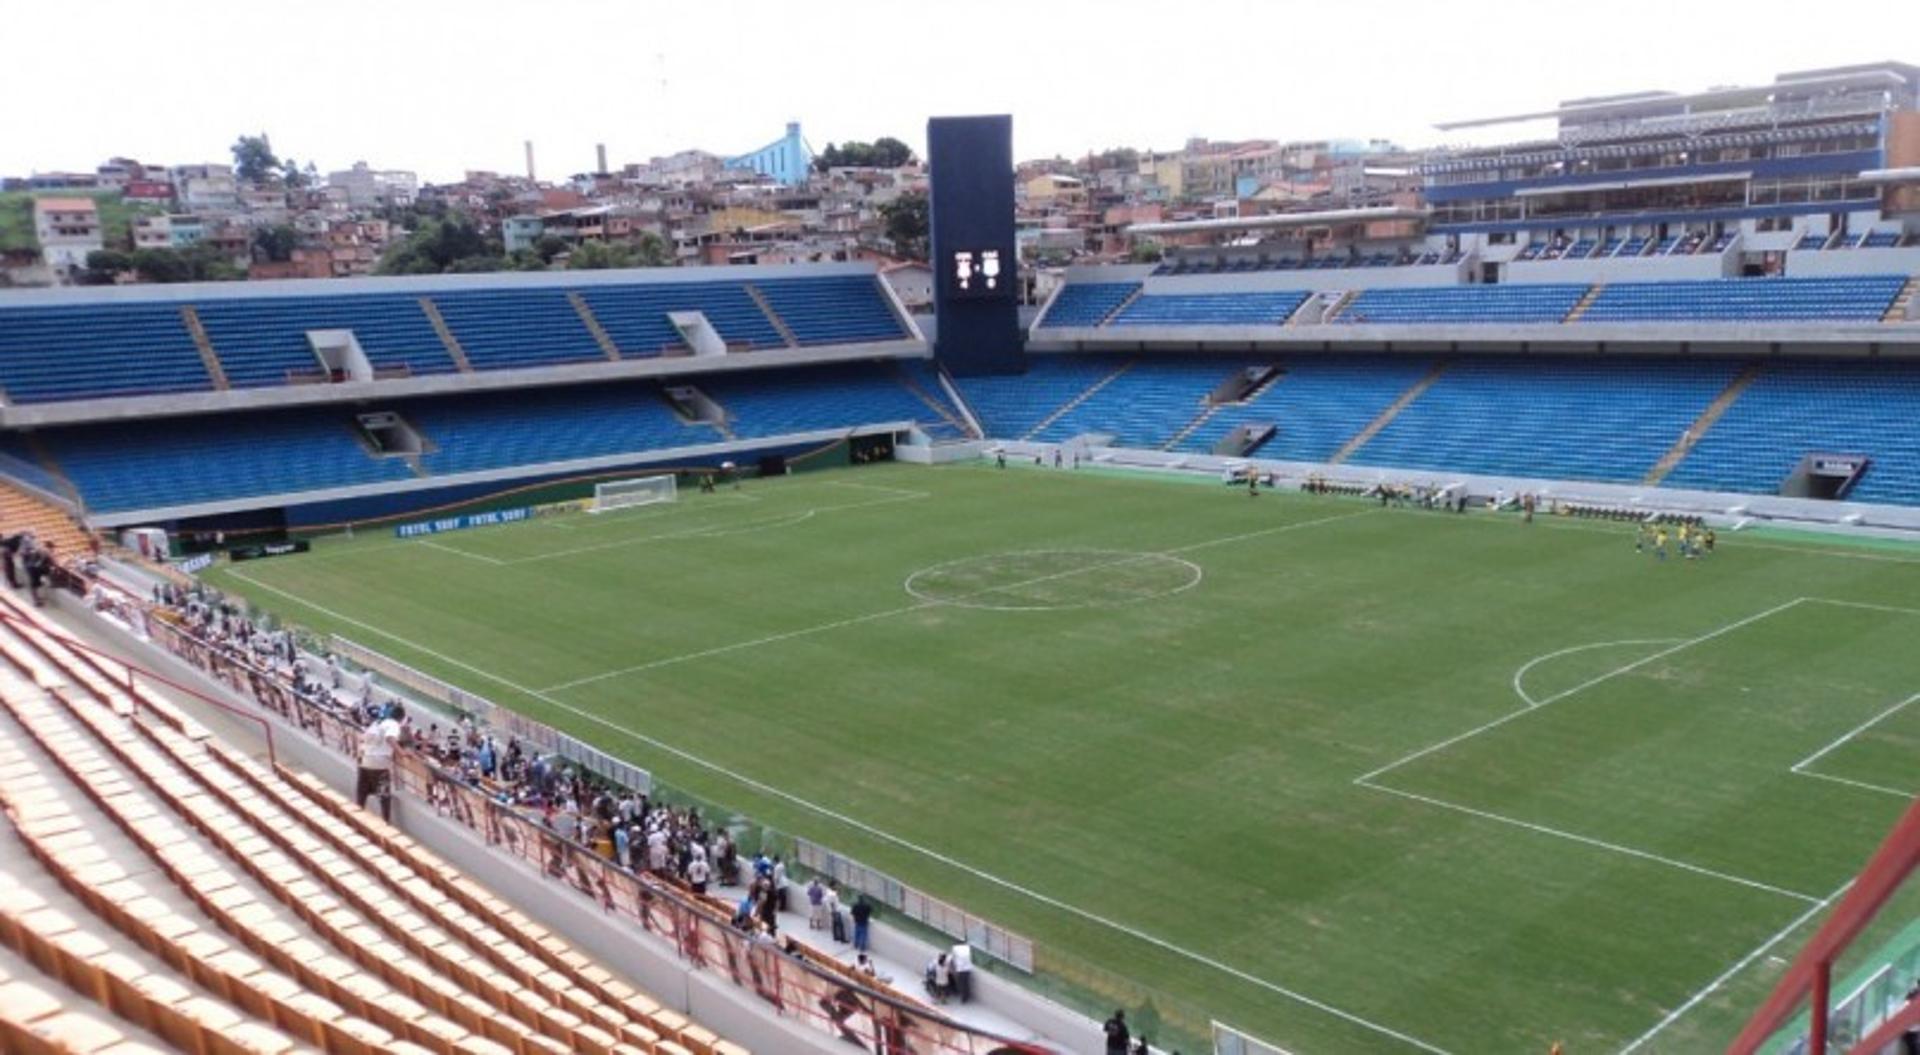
[700,363,947,438]
[1029,357,1242,447]
[430,287,603,369]
[1796,232,1830,250]
[1579,275,1907,322]
[1349,357,1740,483]
[1862,230,1900,248]
[1337,285,1587,324]
[40,411,411,513]
[1183,357,1437,461]
[409,383,710,475]
[581,282,785,355]
[1110,291,1308,327]
[0,592,749,1055]
[1038,283,1139,327]
[195,295,455,386]
[752,276,908,345]
[892,358,970,439]
[949,356,1131,438]
[1666,361,1920,505]
[0,303,210,403]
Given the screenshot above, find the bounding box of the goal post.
[590,474,677,514]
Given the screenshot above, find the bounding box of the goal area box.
[590,474,677,514]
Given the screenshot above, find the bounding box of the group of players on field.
[1635,520,1716,561]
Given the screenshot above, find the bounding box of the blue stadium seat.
[1666,360,1920,504]
[42,409,413,513]
[699,362,951,437]
[0,302,211,403]
[1038,283,1140,328]
[948,356,1130,438]
[1109,291,1308,326]
[1184,356,1437,461]
[1335,285,1588,324]
[197,294,457,386]
[1578,275,1906,323]
[580,281,785,355]
[753,276,909,345]
[408,384,708,475]
[1348,357,1740,483]
[431,288,605,370]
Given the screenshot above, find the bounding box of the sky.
[6,0,1914,184]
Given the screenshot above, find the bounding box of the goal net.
[590,474,677,514]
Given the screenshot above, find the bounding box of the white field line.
[1805,596,1920,617]
[1359,781,1821,904]
[415,539,506,566]
[541,508,1375,693]
[1790,692,1920,773]
[504,491,926,565]
[1353,597,1810,785]
[1787,691,1919,798]
[1792,768,1915,799]
[222,518,1451,1053]
[1615,881,1850,1055]
[1511,639,1683,708]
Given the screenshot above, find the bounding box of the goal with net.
[590,474,677,514]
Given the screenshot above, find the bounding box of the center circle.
[903,548,1203,611]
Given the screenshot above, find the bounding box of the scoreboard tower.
[927,115,1025,377]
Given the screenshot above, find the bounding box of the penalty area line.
[220,564,1452,1054]
[1615,881,1849,1055]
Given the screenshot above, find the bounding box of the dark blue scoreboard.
[928,115,1025,377]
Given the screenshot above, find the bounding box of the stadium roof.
[1127,205,1427,236]
[1511,171,1752,197]
[1435,66,1914,131]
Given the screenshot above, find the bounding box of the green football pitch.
[204,462,1920,1054]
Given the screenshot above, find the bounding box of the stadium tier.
[31,361,962,514]
[0,268,913,404]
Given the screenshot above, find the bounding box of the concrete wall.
[1786,247,1920,278]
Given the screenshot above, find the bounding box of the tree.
[870,137,915,168]
[1091,147,1140,173]
[630,231,674,268]
[280,158,310,190]
[376,215,501,274]
[880,192,929,261]
[1128,239,1163,264]
[82,249,132,285]
[533,234,570,264]
[130,247,190,283]
[252,224,299,263]
[231,134,280,185]
[813,137,918,172]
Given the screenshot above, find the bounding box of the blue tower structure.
[726,122,813,186]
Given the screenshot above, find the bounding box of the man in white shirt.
[355,703,404,821]
[950,942,975,1003]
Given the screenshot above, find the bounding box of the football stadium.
[1,57,1919,1055]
